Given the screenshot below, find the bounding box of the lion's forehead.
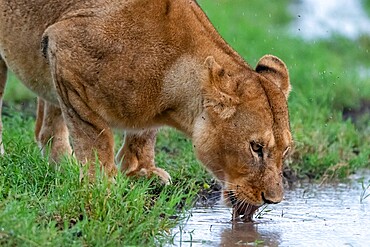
[252,127,291,150]
[270,106,291,146]
[258,79,292,148]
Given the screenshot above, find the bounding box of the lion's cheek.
[193,143,226,183]
[192,119,226,182]
[194,147,226,182]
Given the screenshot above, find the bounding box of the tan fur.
[0,0,292,214]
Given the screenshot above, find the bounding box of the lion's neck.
[153,0,251,135]
[158,55,206,136]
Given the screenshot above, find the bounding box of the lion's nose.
[261,191,283,204]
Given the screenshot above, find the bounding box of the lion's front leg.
[49,75,117,179]
[35,98,72,162]
[57,97,117,178]
[116,130,171,184]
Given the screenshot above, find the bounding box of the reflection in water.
[220,223,280,247]
[171,179,370,246]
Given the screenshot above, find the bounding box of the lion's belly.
[78,80,163,130]
[0,0,69,104]
[0,48,58,104]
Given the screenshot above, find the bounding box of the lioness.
[0,0,292,220]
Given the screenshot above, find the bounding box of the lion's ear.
[202,56,239,119]
[256,55,291,99]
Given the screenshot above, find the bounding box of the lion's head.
[193,55,292,221]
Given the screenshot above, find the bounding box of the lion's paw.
[138,167,172,185]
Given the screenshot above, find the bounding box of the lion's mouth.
[227,191,260,222]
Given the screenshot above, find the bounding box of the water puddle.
[170,176,370,246]
[289,0,370,40]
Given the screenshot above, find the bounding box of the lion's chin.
[224,191,260,222]
[232,202,260,222]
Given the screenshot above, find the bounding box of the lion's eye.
[250,141,263,158]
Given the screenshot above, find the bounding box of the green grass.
[0,111,206,246]
[3,73,35,102]
[364,0,370,14]
[1,0,370,245]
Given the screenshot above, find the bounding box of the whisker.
[201,157,218,167]
[217,179,236,187]
[240,198,248,212]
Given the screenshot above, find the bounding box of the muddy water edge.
[170,172,370,247]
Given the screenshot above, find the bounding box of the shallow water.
[290,0,370,40]
[170,178,370,246]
